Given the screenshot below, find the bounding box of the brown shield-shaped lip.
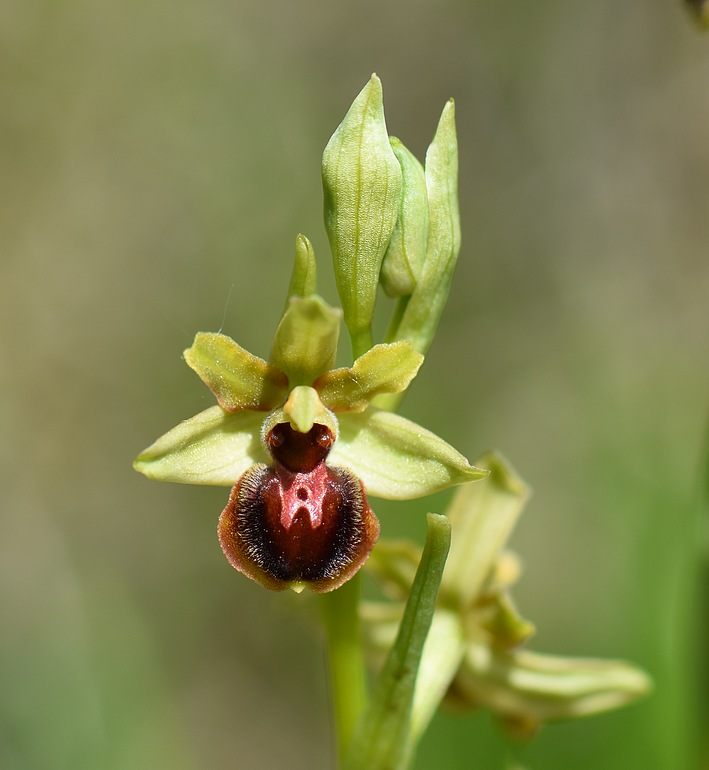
[218,424,380,593]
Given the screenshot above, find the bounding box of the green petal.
[452,642,652,724]
[133,406,268,486]
[322,74,402,357]
[285,233,318,305]
[184,333,288,412]
[442,451,530,609]
[314,341,423,412]
[330,408,487,499]
[269,295,341,386]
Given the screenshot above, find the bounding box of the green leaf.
[380,137,429,299]
[441,451,530,609]
[388,100,461,356]
[330,408,488,500]
[133,406,268,486]
[344,513,451,770]
[322,74,402,357]
[285,233,318,304]
[452,642,653,725]
[184,333,288,412]
[269,295,341,386]
[314,342,423,412]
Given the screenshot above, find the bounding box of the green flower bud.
[379,138,429,298]
[388,99,461,356]
[285,233,318,305]
[322,74,402,357]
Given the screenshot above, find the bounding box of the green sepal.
[322,74,402,357]
[441,451,530,609]
[269,295,341,386]
[183,332,288,412]
[133,406,269,486]
[330,408,488,500]
[314,341,423,412]
[344,514,451,770]
[380,138,429,299]
[285,233,318,305]
[389,100,461,356]
[450,642,653,726]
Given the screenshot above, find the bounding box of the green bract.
[134,293,486,501]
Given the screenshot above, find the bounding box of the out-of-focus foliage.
[1,1,707,769]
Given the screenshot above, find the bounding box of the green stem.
[385,295,410,344]
[322,574,367,765]
[350,326,374,360]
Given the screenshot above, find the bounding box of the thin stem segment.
[322,573,367,764]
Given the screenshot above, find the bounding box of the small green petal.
[184,332,288,412]
[282,385,331,433]
[330,408,487,500]
[269,295,341,386]
[314,341,423,412]
[380,137,429,299]
[452,642,652,724]
[285,233,318,305]
[322,74,402,357]
[133,406,268,486]
[442,451,530,610]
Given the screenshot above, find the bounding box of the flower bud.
[387,100,461,356]
[322,74,402,356]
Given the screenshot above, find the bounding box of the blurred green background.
[2,0,707,768]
